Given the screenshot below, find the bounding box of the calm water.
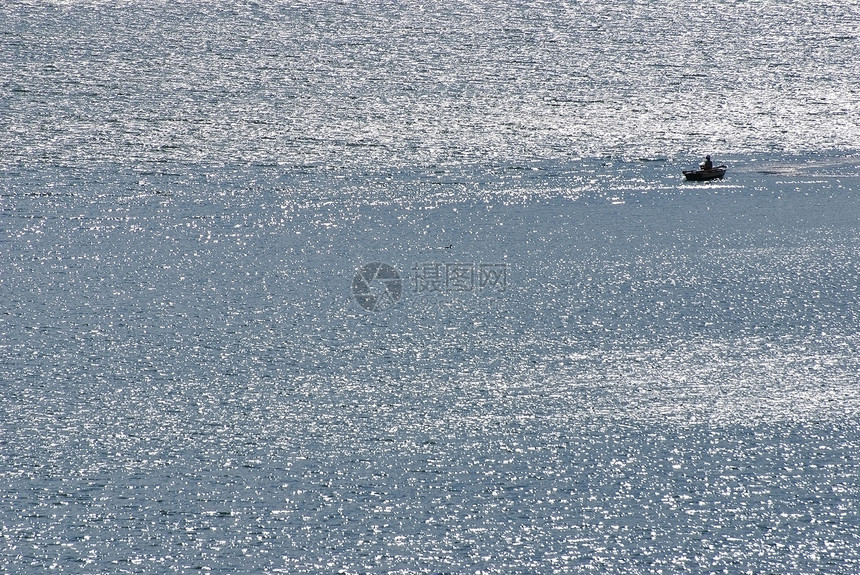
[2,1,860,573]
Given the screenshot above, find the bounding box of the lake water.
[2,1,860,573]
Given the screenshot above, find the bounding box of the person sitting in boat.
[701,155,713,170]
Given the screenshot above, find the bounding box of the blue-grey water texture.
[2,1,860,573]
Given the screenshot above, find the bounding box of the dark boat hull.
[683,165,727,181]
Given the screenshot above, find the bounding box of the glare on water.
[1,1,860,573]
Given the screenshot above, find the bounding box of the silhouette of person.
[702,155,713,170]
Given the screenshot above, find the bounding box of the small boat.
[683,165,727,181]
